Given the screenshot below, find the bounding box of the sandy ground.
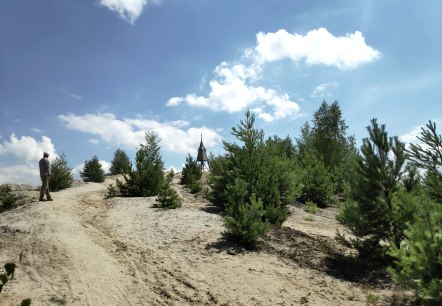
[0,175,395,305]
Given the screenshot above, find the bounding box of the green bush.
[0,185,17,209]
[106,184,118,198]
[388,195,442,303]
[155,171,182,209]
[80,155,105,183]
[49,153,74,191]
[304,200,319,214]
[298,152,333,208]
[181,154,202,193]
[118,131,164,197]
[109,148,131,175]
[223,178,269,246]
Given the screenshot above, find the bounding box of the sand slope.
[0,175,393,305]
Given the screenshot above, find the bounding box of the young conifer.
[337,119,406,259]
[117,131,164,197]
[80,155,105,183]
[49,153,74,191]
[109,148,131,175]
[181,154,202,193]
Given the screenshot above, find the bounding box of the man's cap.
[43,152,49,157]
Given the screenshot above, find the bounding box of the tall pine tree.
[337,119,406,259]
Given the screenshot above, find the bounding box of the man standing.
[39,152,53,201]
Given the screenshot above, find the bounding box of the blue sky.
[1,0,441,185]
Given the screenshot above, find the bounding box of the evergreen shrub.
[117,131,164,197]
[80,155,105,183]
[155,171,182,209]
[109,148,131,175]
[49,153,74,191]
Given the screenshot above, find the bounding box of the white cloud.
[0,134,57,163]
[0,134,58,185]
[89,138,100,144]
[310,82,340,98]
[0,165,40,185]
[254,28,380,69]
[68,93,82,100]
[58,113,223,154]
[167,28,379,122]
[167,62,300,122]
[32,128,43,133]
[400,125,424,144]
[99,0,160,24]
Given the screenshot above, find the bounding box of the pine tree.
[80,155,105,183]
[109,148,131,175]
[337,119,406,258]
[388,121,442,303]
[223,178,269,246]
[388,195,442,303]
[155,171,182,209]
[117,131,164,197]
[49,153,74,191]
[407,120,442,202]
[180,154,202,193]
[209,110,300,226]
[402,164,421,193]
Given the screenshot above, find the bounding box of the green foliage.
[388,195,442,303]
[0,185,17,209]
[109,148,131,175]
[402,163,421,193]
[49,153,74,191]
[407,120,442,203]
[80,155,105,183]
[304,215,315,222]
[0,263,16,292]
[118,131,164,197]
[106,184,118,198]
[209,111,300,226]
[296,101,358,195]
[181,154,202,193]
[298,152,333,208]
[223,178,269,246]
[304,200,319,214]
[337,119,407,259]
[155,171,182,209]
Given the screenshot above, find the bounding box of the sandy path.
[0,176,391,305]
[0,182,136,305]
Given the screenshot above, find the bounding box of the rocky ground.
[0,175,401,305]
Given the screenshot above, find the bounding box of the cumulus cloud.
[58,113,222,154]
[0,134,58,185]
[167,28,379,121]
[99,0,160,24]
[167,62,300,122]
[254,28,380,69]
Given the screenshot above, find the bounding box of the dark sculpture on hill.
[196,134,209,170]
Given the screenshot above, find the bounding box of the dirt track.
[0,175,393,305]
